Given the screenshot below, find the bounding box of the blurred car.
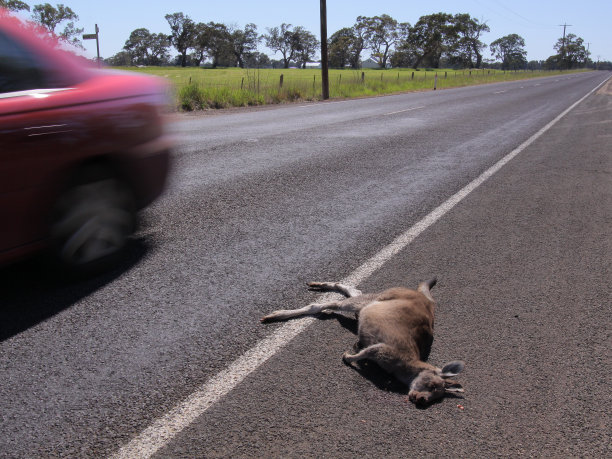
[0,12,171,271]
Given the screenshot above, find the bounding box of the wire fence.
[122,67,590,109]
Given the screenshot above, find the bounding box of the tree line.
[109,11,596,71]
[2,1,604,71]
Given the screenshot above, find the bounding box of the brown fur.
[261,279,464,406]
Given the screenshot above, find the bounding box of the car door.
[0,26,78,257]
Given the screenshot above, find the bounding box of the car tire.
[50,165,136,273]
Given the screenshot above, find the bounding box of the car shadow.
[0,237,150,342]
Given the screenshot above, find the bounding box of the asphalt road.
[1,71,610,458]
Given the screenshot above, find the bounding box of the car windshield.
[0,23,88,94]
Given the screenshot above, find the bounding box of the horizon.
[9,0,611,64]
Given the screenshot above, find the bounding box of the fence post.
[411,71,414,80]
[361,72,365,83]
[434,73,438,90]
[280,74,283,88]
[444,71,447,79]
[241,77,244,90]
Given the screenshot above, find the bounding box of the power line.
[472,0,557,28]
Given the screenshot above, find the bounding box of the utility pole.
[559,23,572,69]
[586,42,591,68]
[320,0,329,100]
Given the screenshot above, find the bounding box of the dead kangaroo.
[261,278,464,406]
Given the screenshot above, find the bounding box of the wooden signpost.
[83,24,100,67]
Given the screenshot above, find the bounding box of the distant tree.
[349,20,368,68]
[400,13,457,69]
[293,26,319,68]
[0,0,30,12]
[490,34,527,70]
[243,51,270,68]
[193,22,232,68]
[105,50,133,66]
[123,28,170,66]
[389,22,414,68]
[31,3,83,47]
[328,27,354,68]
[328,26,366,68]
[190,22,208,67]
[229,23,260,68]
[165,12,196,67]
[553,33,587,69]
[527,60,544,70]
[450,14,489,68]
[264,23,297,68]
[357,14,400,68]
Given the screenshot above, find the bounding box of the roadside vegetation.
[3,1,606,111]
[124,66,590,110]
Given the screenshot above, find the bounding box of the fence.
[125,67,589,110]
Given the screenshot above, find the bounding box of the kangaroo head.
[408,361,465,406]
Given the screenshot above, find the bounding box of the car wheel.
[50,165,136,272]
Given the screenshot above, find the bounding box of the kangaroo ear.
[441,360,465,377]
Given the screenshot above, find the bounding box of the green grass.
[119,66,591,111]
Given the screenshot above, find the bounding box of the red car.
[0,13,171,271]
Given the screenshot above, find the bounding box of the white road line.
[494,90,507,94]
[383,106,425,116]
[109,74,611,459]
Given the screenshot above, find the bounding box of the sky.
[15,0,611,63]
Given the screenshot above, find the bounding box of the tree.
[0,0,30,12]
[553,33,587,69]
[193,22,232,68]
[328,27,354,68]
[243,51,270,68]
[264,23,297,68]
[328,26,365,68]
[229,23,260,68]
[450,14,489,68]
[293,26,319,68]
[399,12,457,69]
[123,28,170,66]
[165,12,196,67]
[105,51,133,66]
[490,34,527,70]
[31,3,83,47]
[389,22,414,68]
[357,14,400,68]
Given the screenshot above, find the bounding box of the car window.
[0,29,59,94]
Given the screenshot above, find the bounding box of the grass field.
[120,66,590,110]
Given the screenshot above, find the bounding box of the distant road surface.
[1,71,610,458]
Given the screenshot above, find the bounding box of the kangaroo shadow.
[0,237,150,341]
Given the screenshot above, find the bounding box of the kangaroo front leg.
[261,300,342,323]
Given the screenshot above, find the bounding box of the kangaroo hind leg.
[307,281,362,298]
